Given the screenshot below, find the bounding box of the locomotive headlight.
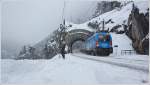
[110,41,112,46]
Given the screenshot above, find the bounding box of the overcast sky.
[1,0,97,55]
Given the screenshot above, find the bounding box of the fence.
[121,50,136,55]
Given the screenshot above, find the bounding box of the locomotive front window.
[98,34,110,41]
[99,35,103,38]
[99,35,104,40]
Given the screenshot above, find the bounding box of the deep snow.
[1,54,149,84]
[110,33,133,55]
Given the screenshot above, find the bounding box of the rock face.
[127,4,149,54]
[93,1,121,18]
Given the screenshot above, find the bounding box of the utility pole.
[102,19,105,31]
[61,1,66,40]
[62,1,66,26]
[58,1,67,58]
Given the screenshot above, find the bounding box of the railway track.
[71,53,149,73]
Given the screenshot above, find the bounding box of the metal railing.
[121,50,136,55]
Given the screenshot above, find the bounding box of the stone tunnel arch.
[70,38,85,53]
[65,29,93,53]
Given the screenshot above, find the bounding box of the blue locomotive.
[84,32,113,56]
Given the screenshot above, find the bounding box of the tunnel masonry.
[65,29,93,53]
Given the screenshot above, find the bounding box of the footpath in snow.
[1,54,149,84]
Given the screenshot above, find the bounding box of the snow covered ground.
[73,53,149,72]
[110,33,133,55]
[1,54,149,84]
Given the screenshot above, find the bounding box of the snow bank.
[111,33,133,55]
[134,0,149,13]
[1,54,149,84]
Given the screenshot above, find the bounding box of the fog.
[1,0,97,56]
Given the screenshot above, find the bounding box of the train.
[82,32,113,56]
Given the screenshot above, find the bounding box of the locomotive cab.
[96,32,113,55]
[85,32,113,56]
